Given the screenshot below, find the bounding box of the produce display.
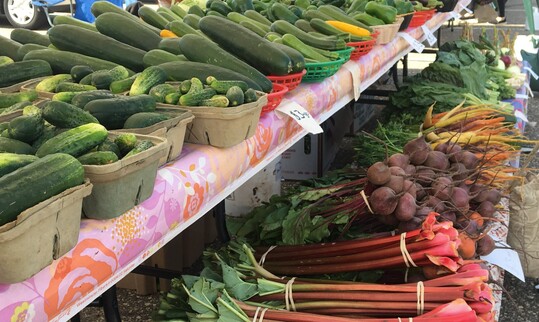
[0,1,530,321]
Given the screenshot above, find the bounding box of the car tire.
[3,0,47,29]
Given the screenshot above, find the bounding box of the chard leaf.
[307,215,331,242]
[296,187,340,201]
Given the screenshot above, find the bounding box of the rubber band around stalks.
[284,277,297,312]
[252,307,269,322]
[258,245,277,266]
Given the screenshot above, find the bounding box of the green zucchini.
[271,3,299,24]
[0,153,85,226]
[158,10,178,23]
[281,34,330,62]
[48,24,147,72]
[170,4,188,19]
[90,0,161,34]
[271,20,346,50]
[53,15,99,32]
[36,123,108,157]
[226,12,271,33]
[43,100,100,128]
[210,1,233,16]
[318,5,372,31]
[158,61,263,91]
[139,6,170,29]
[0,35,22,61]
[271,42,306,73]
[183,14,202,29]
[10,28,51,46]
[239,20,267,37]
[199,16,293,76]
[244,9,272,26]
[123,112,171,129]
[0,153,39,178]
[16,43,47,61]
[158,38,182,55]
[295,19,316,33]
[187,5,206,17]
[158,6,183,20]
[166,20,204,37]
[24,49,130,75]
[95,12,162,52]
[78,151,118,165]
[0,60,52,88]
[302,9,334,21]
[143,49,183,67]
[130,66,167,96]
[84,95,157,129]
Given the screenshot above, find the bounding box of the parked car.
[1,0,71,29]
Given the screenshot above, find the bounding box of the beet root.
[394,193,416,222]
[369,186,399,215]
[423,151,450,170]
[388,153,410,168]
[384,175,405,194]
[432,176,453,201]
[367,161,391,185]
[476,234,496,256]
[403,137,431,165]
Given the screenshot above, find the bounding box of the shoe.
[496,17,507,23]
[461,12,475,20]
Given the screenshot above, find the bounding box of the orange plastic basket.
[261,83,288,113]
[267,69,306,91]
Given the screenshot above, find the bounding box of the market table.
[0,4,469,321]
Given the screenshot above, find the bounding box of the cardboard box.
[281,106,353,180]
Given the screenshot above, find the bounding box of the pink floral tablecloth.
[0,7,463,322]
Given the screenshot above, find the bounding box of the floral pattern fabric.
[0,5,472,321]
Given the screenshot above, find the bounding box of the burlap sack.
[508,173,539,278]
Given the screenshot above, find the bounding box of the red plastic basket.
[347,38,377,60]
[408,9,436,28]
[261,83,288,113]
[267,69,306,91]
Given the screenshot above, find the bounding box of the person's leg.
[497,0,507,22]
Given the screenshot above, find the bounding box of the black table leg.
[101,285,121,322]
[214,200,229,243]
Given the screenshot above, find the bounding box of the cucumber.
[7,107,44,143]
[200,95,229,107]
[48,24,147,72]
[244,88,258,103]
[71,90,118,109]
[187,77,203,94]
[43,100,100,128]
[0,137,35,154]
[91,70,114,90]
[124,140,154,158]
[149,84,178,103]
[109,66,130,82]
[95,12,162,52]
[110,74,138,94]
[35,74,72,93]
[158,61,263,92]
[180,79,191,94]
[84,95,157,129]
[0,153,39,178]
[70,65,94,83]
[179,88,217,106]
[130,66,167,96]
[208,78,249,94]
[225,86,245,106]
[0,101,32,116]
[96,138,122,158]
[200,16,292,77]
[165,92,181,105]
[56,83,97,93]
[0,91,38,109]
[52,92,80,103]
[115,133,137,155]
[36,123,108,158]
[123,112,171,129]
[77,151,118,165]
[0,153,85,226]
[0,59,52,88]
[0,56,14,66]
[10,28,51,46]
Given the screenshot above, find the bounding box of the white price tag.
[449,11,460,19]
[459,3,473,14]
[515,110,529,122]
[343,63,361,101]
[421,25,437,46]
[481,246,525,282]
[275,101,323,134]
[398,32,425,53]
[515,93,528,100]
[524,66,539,80]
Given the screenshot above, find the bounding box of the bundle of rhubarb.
[154,214,494,321]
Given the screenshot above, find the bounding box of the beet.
[389,166,406,176]
[432,176,453,200]
[445,143,462,156]
[416,206,434,218]
[388,153,410,168]
[450,187,469,211]
[434,142,449,153]
[485,189,502,204]
[451,151,479,170]
[463,219,479,236]
[394,193,416,222]
[416,183,427,200]
[367,161,391,185]
[369,186,399,215]
[476,234,496,256]
[476,200,496,218]
[377,214,399,226]
[439,211,457,224]
[398,216,422,232]
[403,137,431,165]
[384,175,404,193]
[472,186,490,203]
[423,151,450,170]
[403,180,417,198]
[424,196,445,213]
[450,162,468,181]
[416,168,435,186]
[404,164,416,176]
